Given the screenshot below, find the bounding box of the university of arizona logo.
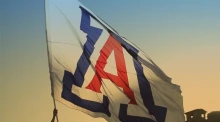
[61,6,167,122]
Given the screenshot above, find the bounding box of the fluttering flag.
[45,0,185,122]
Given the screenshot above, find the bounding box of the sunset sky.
[1,0,220,122]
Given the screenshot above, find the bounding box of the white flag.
[45,0,185,122]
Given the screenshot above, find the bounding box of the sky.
[1,0,220,122]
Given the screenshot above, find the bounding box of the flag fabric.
[45,0,185,122]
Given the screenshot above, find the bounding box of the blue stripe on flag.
[61,7,111,117]
[72,8,103,87]
[62,70,111,116]
[111,33,139,59]
[133,59,167,122]
[119,104,155,122]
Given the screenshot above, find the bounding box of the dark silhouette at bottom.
[185,109,220,122]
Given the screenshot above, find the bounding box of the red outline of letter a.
[86,35,137,104]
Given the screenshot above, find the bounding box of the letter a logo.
[86,35,137,104]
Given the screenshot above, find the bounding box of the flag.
[45,0,185,122]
